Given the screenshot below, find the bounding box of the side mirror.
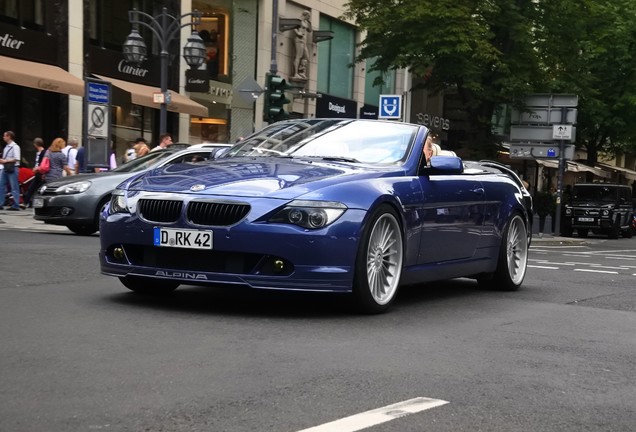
[420,155,464,175]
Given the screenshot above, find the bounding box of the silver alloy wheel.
[506,214,528,285]
[365,212,403,305]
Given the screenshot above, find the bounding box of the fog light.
[60,207,72,216]
[113,247,125,260]
[274,259,284,272]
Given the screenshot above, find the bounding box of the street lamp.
[122,7,206,135]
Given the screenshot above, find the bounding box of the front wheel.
[352,205,404,314]
[67,224,97,236]
[478,213,528,291]
[608,218,620,239]
[119,276,179,295]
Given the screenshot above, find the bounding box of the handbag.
[39,157,50,174]
[4,161,15,173]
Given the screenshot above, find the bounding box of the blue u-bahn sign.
[378,95,402,119]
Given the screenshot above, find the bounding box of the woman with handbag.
[40,138,67,183]
[0,130,22,211]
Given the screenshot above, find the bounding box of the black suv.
[561,183,633,239]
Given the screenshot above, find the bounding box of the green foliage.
[343,0,636,160]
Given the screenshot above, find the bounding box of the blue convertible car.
[100,119,532,313]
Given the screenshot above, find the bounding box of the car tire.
[622,228,633,238]
[478,212,528,291]
[352,205,404,314]
[67,224,97,236]
[119,276,179,294]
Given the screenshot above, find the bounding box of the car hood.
[126,158,399,199]
[45,171,135,187]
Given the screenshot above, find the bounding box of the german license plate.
[153,227,213,249]
[577,217,594,222]
[33,198,44,208]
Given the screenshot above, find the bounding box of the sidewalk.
[530,233,587,246]
[0,207,68,232]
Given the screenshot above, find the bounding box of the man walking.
[22,137,46,208]
[0,130,22,211]
[150,133,173,152]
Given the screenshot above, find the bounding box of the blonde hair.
[49,137,66,152]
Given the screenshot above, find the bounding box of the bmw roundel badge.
[190,184,205,192]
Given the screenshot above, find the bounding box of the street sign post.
[510,94,579,235]
[84,79,112,169]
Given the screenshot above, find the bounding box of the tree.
[344,0,546,158]
[538,0,636,166]
[344,0,636,161]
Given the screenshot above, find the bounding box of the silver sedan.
[33,144,230,235]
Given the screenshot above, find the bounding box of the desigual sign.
[316,94,357,119]
[415,112,451,130]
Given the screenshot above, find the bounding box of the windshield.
[223,119,418,164]
[112,150,177,173]
[572,186,618,202]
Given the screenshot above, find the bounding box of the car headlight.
[57,181,91,194]
[109,190,129,214]
[565,207,572,215]
[270,200,347,229]
[601,209,610,217]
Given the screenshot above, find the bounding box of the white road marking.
[528,265,559,269]
[588,264,631,270]
[574,268,618,274]
[296,397,449,432]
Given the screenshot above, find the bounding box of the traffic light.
[263,73,291,123]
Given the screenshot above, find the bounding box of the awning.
[596,162,636,181]
[536,159,612,178]
[0,55,84,96]
[95,74,208,118]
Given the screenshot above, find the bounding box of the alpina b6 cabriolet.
[99,119,532,313]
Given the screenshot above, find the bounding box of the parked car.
[561,183,633,239]
[99,119,533,313]
[33,144,230,235]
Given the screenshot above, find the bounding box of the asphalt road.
[1,215,635,431]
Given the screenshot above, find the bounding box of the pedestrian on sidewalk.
[22,137,47,208]
[0,131,22,211]
[43,138,67,183]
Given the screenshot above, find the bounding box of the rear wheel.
[478,213,528,291]
[352,205,404,314]
[119,276,179,294]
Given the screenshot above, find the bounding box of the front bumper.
[33,193,99,225]
[99,209,367,293]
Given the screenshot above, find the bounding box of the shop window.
[0,0,44,30]
[193,0,231,82]
[190,117,228,143]
[317,16,355,99]
[364,57,395,106]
